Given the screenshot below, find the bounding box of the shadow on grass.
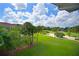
[16,41,79,56]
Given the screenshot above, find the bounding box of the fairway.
[16,33,79,56]
[0,3,79,56]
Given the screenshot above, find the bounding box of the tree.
[51,27,61,32]
[0,26,21,55]
[21,22,36,46]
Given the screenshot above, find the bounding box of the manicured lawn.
[64,32,79,37]
[16,33,79,56]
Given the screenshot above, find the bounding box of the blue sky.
[0,3,79,27]
[0,3,59,18]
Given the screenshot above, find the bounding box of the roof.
[53,3,79,12]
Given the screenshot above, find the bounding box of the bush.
[0,28,21,50]
[55,32,65,38]
[0,36,4,46]
[75,37,79,40]
[42,30,50,34]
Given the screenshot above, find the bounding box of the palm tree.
[22,22,35,46]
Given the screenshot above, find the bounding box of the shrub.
[0,29,21,50]
[55,32,65,38]
[0,36,4,46]
[42,30,50,34]
[75,37,79,40]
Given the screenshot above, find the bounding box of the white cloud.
[1,3,79,28]
[56,10,70,18]
[19,3,49,26]
[12,3,27,10]
[2,7,26,24]
[27,3,49,26]
[32,9,79,28]
[53,10,79,27]
[5,7,13,13]
[45,15,56,27]
[3,7,18,24]
[0,19,5,22]
[64,10,79,27]
[33,15,48,26]
[1,3,55,26]
[54,10,70,27]
[32,3,48,15]
[24,12,31,17]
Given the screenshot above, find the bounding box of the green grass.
[16,33,79,56]
[64,32,79,37]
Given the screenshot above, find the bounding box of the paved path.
[63,35,75,40]
[47,33,56,37]
[47,33,76,40]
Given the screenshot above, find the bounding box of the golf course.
[0,3,79,56]
[16,33,79,56]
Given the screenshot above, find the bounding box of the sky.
[0,3,79,28]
